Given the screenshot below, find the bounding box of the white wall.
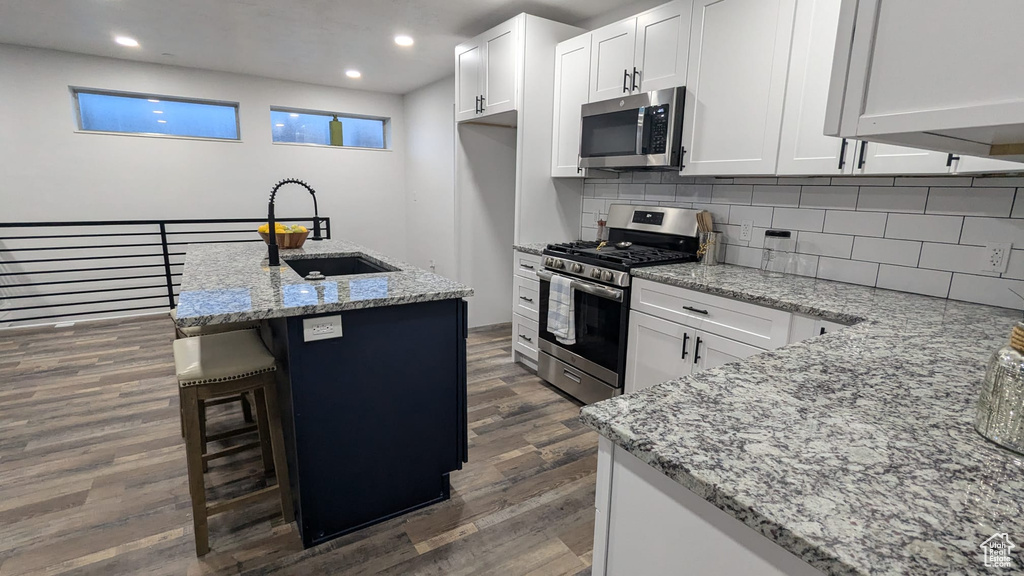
[0,44,408,258]
[403,76,457,277]
[456,123,517,328]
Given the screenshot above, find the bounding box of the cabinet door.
[590,18,637,103]
[953,155,1024,175]
[480,18,519,118]
[552,34,593,177]
[455,41,483,122]
[852,141,950,175]
[681,0,797,176]
[625,311,692,394]
[633,0,692,93]
[693,330,762,372]
[777,0,854,176]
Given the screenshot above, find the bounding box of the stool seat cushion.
[173,330,276,387]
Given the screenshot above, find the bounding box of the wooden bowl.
[259,230,310,249]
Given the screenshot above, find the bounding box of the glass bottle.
[760,230,794,277]
[976,322,1024,454]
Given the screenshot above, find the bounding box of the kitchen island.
[582,263,1023,575]
[175,239,473,548]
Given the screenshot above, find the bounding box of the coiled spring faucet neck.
[267,178,323,267]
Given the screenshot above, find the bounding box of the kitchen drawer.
[631,278,792,350]
[513,274,540,321]
[514,251,543,279]
[512,313,539,361]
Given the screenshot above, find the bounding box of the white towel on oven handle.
[547,274,576,345]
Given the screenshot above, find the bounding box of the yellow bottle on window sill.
[329,115,344,147]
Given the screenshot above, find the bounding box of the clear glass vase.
[976,323,1024,454]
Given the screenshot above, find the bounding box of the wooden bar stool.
[173,329,294,556]
[170,308,256,449]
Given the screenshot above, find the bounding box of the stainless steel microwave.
[579,87,686,171]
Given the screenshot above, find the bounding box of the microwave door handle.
[636,106,645,155]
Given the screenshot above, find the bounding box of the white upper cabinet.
[455,16,521,123]
[589,1,691,103]
[849,140,950,175]
[827,0,1024,165]
[589,19,637,103]
[953,155,1024,175]
[551,34,593,177]
[681,0,797,176]
[632,1,692,93]
[777,0,852,175]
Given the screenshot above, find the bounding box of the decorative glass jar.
[976,322,1024,454]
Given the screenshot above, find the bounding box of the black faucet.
[267,178,323,267]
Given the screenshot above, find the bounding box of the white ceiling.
[0,0,641,94]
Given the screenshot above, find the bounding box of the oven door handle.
[536,270,624,302]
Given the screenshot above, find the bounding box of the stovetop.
[544,241,698,271]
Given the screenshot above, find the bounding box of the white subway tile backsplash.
[876,265,951,298]
[644,184,677,202]
[676,184,713,203]
[824,210,887,237]
[857,187,928,213]
[799,186,858,210]
[728,205,774,228]
[711,185,753,205]
[960,217,1024,246]
[948,274,1024,309]
[581,170,1024,309]
[581,226,598,241]
[817,257,879,286]
[883,214,963,243]
[852,237,921,266]
[752,185,800,207]
[795,232,854,258]
[926,187,1014,217]
[772,208,825,232]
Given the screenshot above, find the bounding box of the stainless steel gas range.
[535,204,701,404]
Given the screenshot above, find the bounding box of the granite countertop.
[581,263,1023,575]
[174,239,473,327]
[513,242,549,256]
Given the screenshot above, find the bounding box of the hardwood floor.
[0,315,598,575]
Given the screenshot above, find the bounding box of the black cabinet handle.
[519,334,533,342]
[946,153,960,167]
[683,306,709,315]
[479,95,485,112]
[693,336,703,364]
[519,296,533,303]
[819,326,826,336]
[857,141,867,169]
[681,332,689,359]
[838,138,848,170]
[632,67,640,92]
[623,69,630,93]
[521,264,535,270]
[475,95,480,114]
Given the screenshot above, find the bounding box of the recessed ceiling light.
[394,35,414,47]
[157,119,167,123]
[345,69,362,79]
[275,123,285,127]
[152,110,163,114]
[115,36,139,47]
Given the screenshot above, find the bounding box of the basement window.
[270,108,389,149]
[72,88,240,140]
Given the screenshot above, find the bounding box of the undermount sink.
[284,256,398,278]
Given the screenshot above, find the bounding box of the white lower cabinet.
[626,311,693,394]
[695,330,763,371]
[511,250,543,368]
[788,313,848,344]
[512,313,539,366]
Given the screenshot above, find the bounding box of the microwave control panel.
[642,105,670,154]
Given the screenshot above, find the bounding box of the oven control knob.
[544,257,553,267]
[591,269,601,279]
[603,271,614,282]
[571,263,584,273]
[555,260,566,269]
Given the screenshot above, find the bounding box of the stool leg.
[253,388,275,475]
[241,392,254,424]
[181,386,210,556]
[178,387,185,438]
[259,380,295,523]
[198,399,209,473]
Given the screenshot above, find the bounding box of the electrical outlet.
[739,220,754,242]
[303,315,343,342]
[983,242,1012,273]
